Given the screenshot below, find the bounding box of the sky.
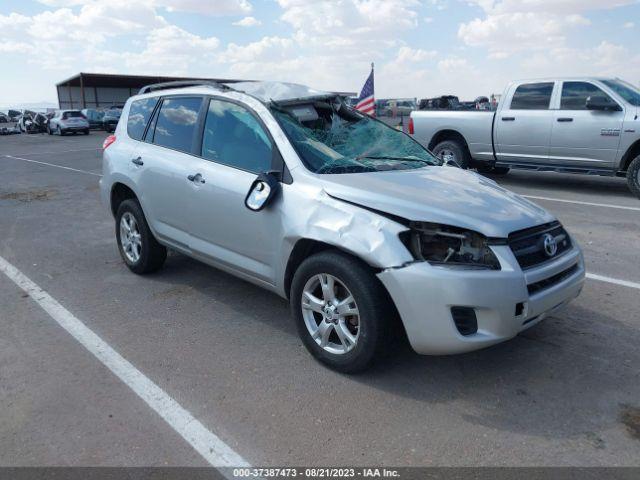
[0,0,639,107]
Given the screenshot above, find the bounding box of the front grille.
[527,263,579,295]
[508,221,572,270]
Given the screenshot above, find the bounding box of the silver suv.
[100,81,585,372]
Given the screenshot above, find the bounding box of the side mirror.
[245,171,280,211]
[585,95,621,112]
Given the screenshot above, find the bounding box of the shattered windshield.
[271,100,440,174]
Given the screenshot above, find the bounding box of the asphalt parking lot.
[1,131,639,467]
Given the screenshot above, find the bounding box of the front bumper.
[377,244,585,355]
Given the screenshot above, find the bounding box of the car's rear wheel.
[432,139,470,169]
[115,199,167,274]
[83,129,90,135]
[290,251,393,373]
[627,155,640,199]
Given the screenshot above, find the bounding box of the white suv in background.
[100,81,585,372]
[48,110,90,135]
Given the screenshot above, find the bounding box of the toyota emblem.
[542,233,558,257]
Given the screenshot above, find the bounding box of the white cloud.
[220,36,293,64]
[459,0,636,58]
[155,0,252,15]
[424,16,434,23]
[624,21,635,28]
[232,16,261,27]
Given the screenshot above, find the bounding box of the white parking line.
[0,254,250,469]
[3,154,102,177]
[522,194,640,212]
[13,147,100,156]
[586,273,640,290]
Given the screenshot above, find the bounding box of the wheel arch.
[428,129,470,152]
[110,181,139,217]
[620,139,640,172]
[284,239,371,300]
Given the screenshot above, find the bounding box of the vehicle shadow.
[485,170,633,199]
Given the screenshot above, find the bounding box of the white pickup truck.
[409,77,640,198]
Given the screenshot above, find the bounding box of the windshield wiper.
[357,155,436,165]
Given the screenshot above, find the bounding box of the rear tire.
[115,199,167,274]
[432,139,470,169]
[84,129,90,135]
[627,155,640,199]
[290,250,394,373]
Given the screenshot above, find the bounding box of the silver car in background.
[100,81,585,372]
[48,109,90,135]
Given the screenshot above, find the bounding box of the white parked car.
[48,110,90,135]
[100,81,585,372]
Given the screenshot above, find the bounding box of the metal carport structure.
[56,73,241,109]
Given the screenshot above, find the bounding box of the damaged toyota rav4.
[100,81,585,372]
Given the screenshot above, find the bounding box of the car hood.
[318,166,555,238]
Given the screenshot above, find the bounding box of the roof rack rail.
[137,80,233,95]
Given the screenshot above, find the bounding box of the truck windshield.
[271,101,440,174]
[602,79,640,107]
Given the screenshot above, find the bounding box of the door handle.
[501,117,515,121]
[131,157,144,166]
[187,173,205,184]
[557,117,573,122]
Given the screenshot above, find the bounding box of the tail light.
[103,134,116,150]
[408,117,414,135]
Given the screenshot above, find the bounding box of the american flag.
[355,65,375,116]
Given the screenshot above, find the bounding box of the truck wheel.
[290,250,394,373]
[116,199,167,274]
[433,140,470,169]
[627,155,640,199]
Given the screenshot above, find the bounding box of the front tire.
[115,199,167,274]
[432,139,470,169]
[627,155,640,199]
[290,251,394,373]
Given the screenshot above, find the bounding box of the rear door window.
[151,97,203,153]
[201,99,273,173]
[510,83,554,110]
[127,98,159,140]
[560,82,610,110]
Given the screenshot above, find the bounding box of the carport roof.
[56,72,242,89]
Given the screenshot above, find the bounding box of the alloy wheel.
[120,212,142,263]
[301,273,360,355]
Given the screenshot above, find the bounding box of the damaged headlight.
[402,222,501,270]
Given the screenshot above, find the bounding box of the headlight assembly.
[402,222,501,270]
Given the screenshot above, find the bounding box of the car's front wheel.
[291,251,394,373]
[627,155,640,199]
[115,199,167,274]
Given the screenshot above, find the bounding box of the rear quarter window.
[127,98,159,140]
